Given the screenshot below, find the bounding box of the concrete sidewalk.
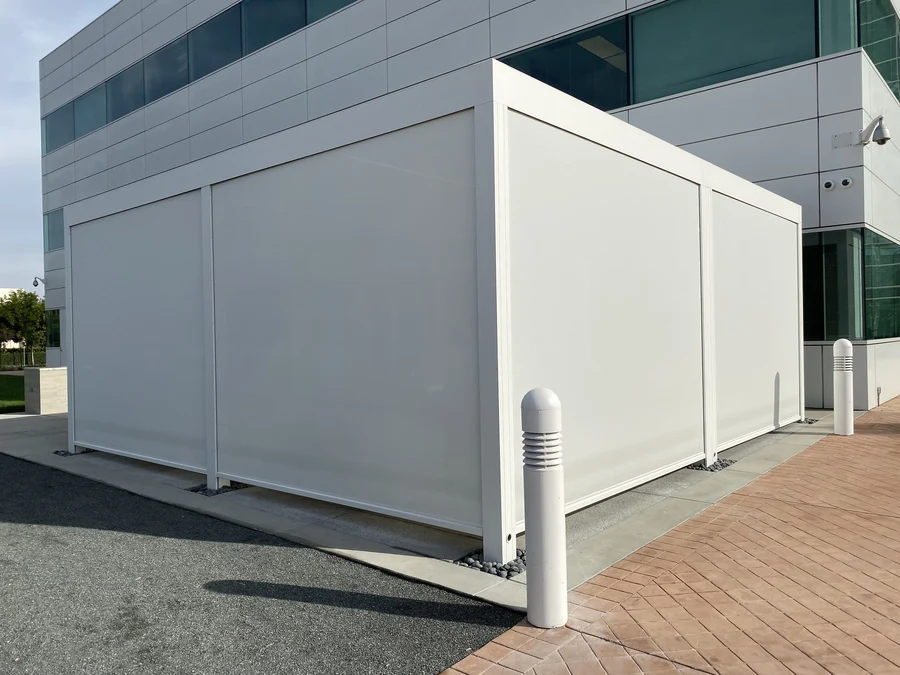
[0,410,836,615]
[449,398,900,674]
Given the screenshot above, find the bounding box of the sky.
[0,0,118,291]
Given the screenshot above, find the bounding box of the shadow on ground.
[204,581,514,626]
[0,453,289,546]
[0,454,521,675]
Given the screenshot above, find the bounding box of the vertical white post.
[795,205,806,422]
[63,208,77,453]
[699,186,718,466]
[522,388,567,629]
[475,100,516,565]
[833,339,854,436]
[201,186,227,489]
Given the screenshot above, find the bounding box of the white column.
[699,186,718,466]
[201,185,228,489]
[474,102,516,564]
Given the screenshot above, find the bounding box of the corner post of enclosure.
[201,185,227,490]
[796,205,805,423]
[63,207,76,454]
[699,185,718,466]
[475,99,516,565]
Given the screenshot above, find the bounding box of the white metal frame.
[699,186,719,466]
[474,101,518,563]
[200,185,226,489]
[63,216,75,453]
[62,60,805,556]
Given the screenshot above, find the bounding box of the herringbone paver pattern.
[447,399,900,675]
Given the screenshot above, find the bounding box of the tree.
[0,291,46,366]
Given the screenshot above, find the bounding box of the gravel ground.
[687,458,737,472]
[0,455,520,675]
[455,549,526,578]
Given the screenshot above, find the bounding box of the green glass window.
[145,36,189,105]
[46,310,61,349]
[805,229,900,341]
[860,0,900,99]
[803,230,865,341]
[307,0,355,24]
[43,210,64,253]
[42,102,75,155]
[631,0,817,103]
[243,0,306,54]
[107,61,145,122]
[823,229,865,340]
[865,229,900,339]
[190,5,243,81]
[74,84,107,139]
[820,0,859,55]
[503,17,629,112]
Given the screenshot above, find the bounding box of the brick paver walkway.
[447,399,900,675]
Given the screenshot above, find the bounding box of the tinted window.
[307,0,355,23]
[865,229,900,339]
[243,0,306,54]
[107,61,146,122]
[43,210,65,252]
[43,103,74,155]
[145,36,189,104]
[631,0,816,103]
[190,5,243,81]
[860,0,900,99]
[803,229,866,341]
[46,310,61,349]
[803,234,825,341]
[823,229,865,340]
[820,0,859,56]
[503,18,629,112]
[74,85,107,139]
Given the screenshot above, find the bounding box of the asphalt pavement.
[0,454,520,675]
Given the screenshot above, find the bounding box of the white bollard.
[834,339,854,436]
[521,388,567,629]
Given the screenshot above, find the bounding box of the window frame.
[43,210,65,253]
[242,0,307,56]
[46,310,61,349]
[106,60,146,124]
[73,84,108,140]
[188,4,244,82]
[144,35,190,106]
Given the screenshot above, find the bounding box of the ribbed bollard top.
[522,388,562,469]
[834,339,854,372]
